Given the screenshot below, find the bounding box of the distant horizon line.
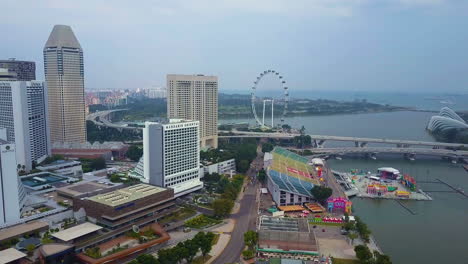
[84,87,468,95]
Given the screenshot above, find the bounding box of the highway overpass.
[86,109,143,130]
[219,130,468,149]
[297,147,468,159]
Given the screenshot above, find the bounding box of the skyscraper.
[0,81,51,171]
[0,139,25,225]
[167,74,218,149]
[143,119,203,197]
[44,25,86,144]
[0,59,36,81]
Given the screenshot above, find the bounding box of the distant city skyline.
[2,0,468,92]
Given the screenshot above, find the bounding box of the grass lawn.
[192,255,212,264]
[332,258,359,264]
[212,233,220,246]
[159,207,196,224]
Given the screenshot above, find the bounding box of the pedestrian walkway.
[206,234,231,264]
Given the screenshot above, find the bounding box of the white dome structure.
[427,107,468,132]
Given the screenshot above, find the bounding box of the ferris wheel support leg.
[271,100,274,128]
[262,100,266,127]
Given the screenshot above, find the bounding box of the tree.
[196,232,215,257]
[26,244,35,256]
[90,157,106,170]
[348,233,358,245]
[212,198,234,218]
[204,172,220,182]
[354,245,372,262]
[217,176,230,193]
[310,186,333,203]
[221,184,238,200]
[242,249,255,259]
[126,145,143,161]
[257,169,267,183]
[157,248,179,264]
[182,239,199,263]
[135,254,159,264]
[237,160,250,173]
[261,143,274,153]
[355,216,371,243]
[243,231,258,249]
[374,250,392,264]
[174,243,189,263]
[343,222,355,231]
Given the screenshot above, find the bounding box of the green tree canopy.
[212,198,234,218]
[126,145,143,161]
[310,185,333,203]
[243,231,258,249]
[261,143,274,153]
[354,245,372,262]
[237,160,250,173]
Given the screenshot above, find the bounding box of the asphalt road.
[213,148,263,264]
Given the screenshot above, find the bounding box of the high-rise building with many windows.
[44,25,86,143]
[0,59,36,81]
[0,140,25,225]
[0,81,51,171]
[167,74,218,149]
[143,119,202,197]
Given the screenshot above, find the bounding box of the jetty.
[436,179,468,198]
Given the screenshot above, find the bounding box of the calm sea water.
[222,90,468,111]
[220,109,468,264]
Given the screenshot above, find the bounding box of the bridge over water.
[299,147,468,159]
[219,130,468,149]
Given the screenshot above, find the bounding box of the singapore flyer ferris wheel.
[251,69,289,129]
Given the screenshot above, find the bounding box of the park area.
[185,215,222,229]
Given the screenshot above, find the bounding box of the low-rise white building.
[202,158,236,176]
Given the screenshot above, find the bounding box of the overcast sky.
[2,0,468,93]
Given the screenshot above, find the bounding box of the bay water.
[220,110,468,264]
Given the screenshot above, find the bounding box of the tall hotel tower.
[0,139,26,225]
[44,25,86,143]
[167,74,218,149]
[0,81,51,171]
[143,119,203,197]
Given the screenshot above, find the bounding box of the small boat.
[451,160,457,164]
[335,156,342,160]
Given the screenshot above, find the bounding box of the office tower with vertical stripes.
[44,25,86,143]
